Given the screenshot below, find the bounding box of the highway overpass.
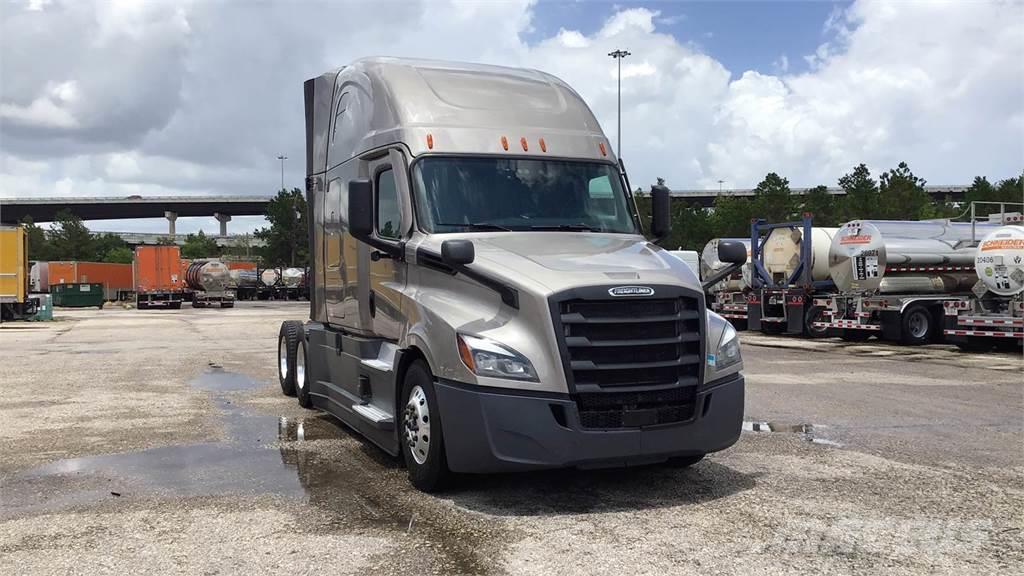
[665,185,969,208]
[0,195,273,235]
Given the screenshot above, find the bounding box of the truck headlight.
[457,334,538,381]
[715,322,741,370]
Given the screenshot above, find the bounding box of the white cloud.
[0,0,1021,236]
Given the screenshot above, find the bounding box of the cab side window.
[376,168,402,240]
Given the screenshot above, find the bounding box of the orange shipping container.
[134,246,183,293]
[48,262,77,286]
[227,261,257,271]
[76,262,133,299]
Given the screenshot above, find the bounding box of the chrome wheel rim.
[278,336,288,381]
[403,385,430,465]
[295,341,306,390]
[909,312,928,339]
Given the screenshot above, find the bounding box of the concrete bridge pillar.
[214,212,232,237]
[164,211,178,236]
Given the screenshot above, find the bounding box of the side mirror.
[441,239,475,266]
[650,183,671,241]
[348,179,373,242]
[717,240,747,265]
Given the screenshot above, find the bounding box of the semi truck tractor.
[276,57,748,491]
[815,208,1020,345]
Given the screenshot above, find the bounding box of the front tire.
[295,338,312,408]
[401,360,449,492]
[278,320,302,397]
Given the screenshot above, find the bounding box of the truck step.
[352,403,394,430]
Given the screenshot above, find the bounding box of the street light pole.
[608,49,631,159]
[718,179,725,193]
[277,154,288,191]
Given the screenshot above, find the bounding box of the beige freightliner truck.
[276,57,748,491]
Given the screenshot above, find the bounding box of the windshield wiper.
[529,223,599,232]
[435,222,512,232]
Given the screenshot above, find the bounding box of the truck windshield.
[412,157,639,234]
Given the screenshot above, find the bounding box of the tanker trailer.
[942,225,1024,350]
[186,260,235,308]
[701,238,752,328]
[816,219,1001,345]
[276,267,307,300]
[260,268,281,287]
[229,268,260,300]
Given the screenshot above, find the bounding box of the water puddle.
[189,364,264,391]
[742,420,842,447]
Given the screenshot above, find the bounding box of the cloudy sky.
[1,0,1022,234]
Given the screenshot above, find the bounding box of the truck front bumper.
[434,374,744,474]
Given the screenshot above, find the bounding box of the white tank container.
[700,238,751,293]
[762,227,838,283]
[261,268,281,287]
[828,220,990,293]
[974,225,1024,296]
[667,250,700,278]
[281,267,305,288]
[229,268,259,288]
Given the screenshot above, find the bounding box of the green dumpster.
[51,283,105,308]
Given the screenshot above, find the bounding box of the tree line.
[636,162,1023,252]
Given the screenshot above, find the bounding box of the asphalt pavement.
[1,302,1021,575]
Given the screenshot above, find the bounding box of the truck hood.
[419,232,701,295]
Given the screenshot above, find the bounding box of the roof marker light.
[598,142,607,156]
[501,136,509,151]
[426,133,434,149]
[539,138,547,153]
[520,137,528,152]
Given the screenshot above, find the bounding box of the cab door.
[360,149,412,341]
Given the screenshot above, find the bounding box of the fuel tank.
[229,268,259,288]
[828,220,1000,293]
[974,225,1024,296]
[185,260,231,292]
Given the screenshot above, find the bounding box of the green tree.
[838,163,879,220]
[993,173,1024,205]
[710,194,756,238]
[46,210,95,260]
[93,233,130,262]
[799,185,838,226]
[156,236,177,246]
[878,161,929,219]
[255,188,308,267]
[181,230,221,259]
[103,246,134,264]
[752,172,794,223]
[20,216,52,261]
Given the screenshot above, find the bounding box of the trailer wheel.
[401,360,449,492]
[278,320,303,397]
[803,306,829,339]
[901,305,933,346]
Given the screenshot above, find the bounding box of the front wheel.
[278,320,302,397]
[401,360,449,492]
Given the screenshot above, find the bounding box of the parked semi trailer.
[185,260,235,308]
[815,206,1021,346]
[134,245,184,309]
[0,226,39,321]
[44,261,133,301]
[276,57,748,492]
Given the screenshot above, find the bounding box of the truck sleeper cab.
[278,57,746,491]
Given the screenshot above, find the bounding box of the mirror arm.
[701,262,743,292]
[415,247,519,309]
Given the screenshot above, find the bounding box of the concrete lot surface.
[1,302,1021,575]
